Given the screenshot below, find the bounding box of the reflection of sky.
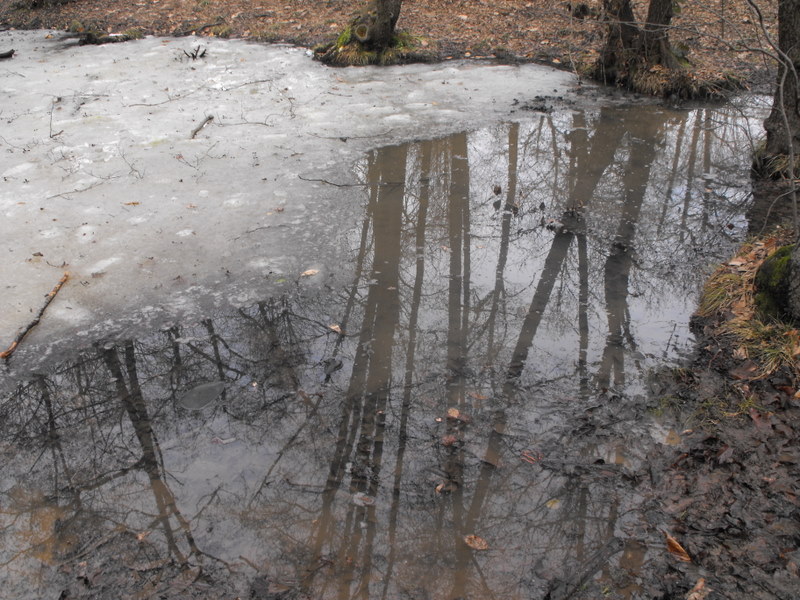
[0,103,767,599]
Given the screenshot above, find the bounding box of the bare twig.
[189,114,214,139]
[1,272,69,361]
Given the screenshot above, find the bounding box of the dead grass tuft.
[697,229,800,380]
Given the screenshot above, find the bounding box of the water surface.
[0,103,762,599]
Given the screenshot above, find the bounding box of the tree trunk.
[790,244,800,320]
[372,0,402,49]
[764,0,800,157]
[596,0,678,86]
[641,0,680,69]
[597,0,639,82]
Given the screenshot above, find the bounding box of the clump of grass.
[697,231,799,380]
[123,28,143,40]
[316,24,436,66]
[752,144,800,179]
[697,271,745,317]
[209,23,231,38]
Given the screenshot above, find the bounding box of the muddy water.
[0,103,762,599]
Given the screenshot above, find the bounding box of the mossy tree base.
[315,24,436,67]
[754,245,796,322]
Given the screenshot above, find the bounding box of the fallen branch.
[190,115,214,139]
[1,272,69,361]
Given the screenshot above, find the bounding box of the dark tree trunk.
[373,0,402,49]
[641,0,680,69]
[597,0,638,82]
[596,0,678,85]
[764,0,800,158]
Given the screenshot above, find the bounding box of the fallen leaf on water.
[665,532,691,562]
[353,492,374,506]
[463,534,489,551]
[301,269,319,277]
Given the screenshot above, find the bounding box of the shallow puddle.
[0,102,762,598]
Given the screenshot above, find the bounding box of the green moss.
[336,26,351,48]
[754,245,794,320]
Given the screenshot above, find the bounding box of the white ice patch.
[2,162,35,178]
[88,257,122,275]
[0,29,579,356]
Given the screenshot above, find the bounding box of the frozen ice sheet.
[0,30,577,360]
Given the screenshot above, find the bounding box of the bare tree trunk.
[764,0,800,158]
[641,0,680,69]
[597,0,638,82]
[373,0,402,49]
[596,0,678,86]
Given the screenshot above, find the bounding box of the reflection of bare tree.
[304,143,407,599]
[0,104,762,600]
[597,114,666,390]
[383,139,432,598]
[102,343,205,566]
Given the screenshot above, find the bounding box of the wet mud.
[1,102,788,599]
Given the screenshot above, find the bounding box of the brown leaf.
[686,577,709,600]
[329,324,343,334]
[301,269,319,277]
[728,360,759,381]
[463,534,489,551]
[665,532,692,562]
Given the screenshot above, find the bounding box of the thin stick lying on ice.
[190,115,214,139]
[1,272,69,361]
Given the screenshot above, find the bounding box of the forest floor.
[2,1,799,598]
[0,0,781,91]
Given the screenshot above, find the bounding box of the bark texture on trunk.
[764,0,800,157]
[597,0,638,81]
[641,0,680,69]
[596,0,678,84]
[789,243,800,321]
[373,0,402,49]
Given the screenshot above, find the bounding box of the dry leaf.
[329,324,343,334]
[545,498,561,509]
[446,407,460,419]
[463,534,489,551]
[686,577,709,600]
[301,269,319,277]
[123,201,140,206]
[665,532,691,562]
